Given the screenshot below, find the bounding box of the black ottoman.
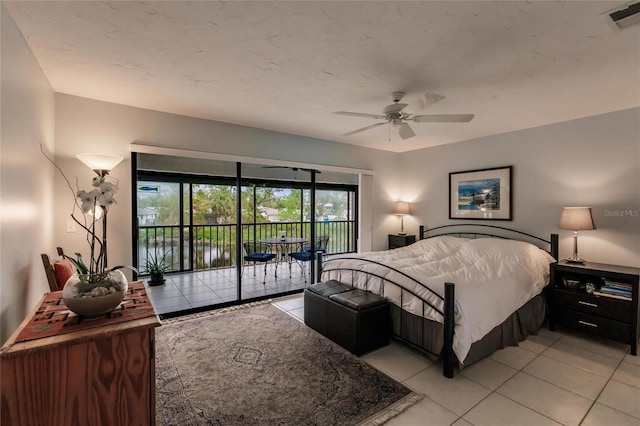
[304,280,352,336]
[327,289,390,356]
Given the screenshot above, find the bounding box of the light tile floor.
[146,263,308,316]
[273,294,640,426]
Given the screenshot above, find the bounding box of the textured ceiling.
[5,1,640,153]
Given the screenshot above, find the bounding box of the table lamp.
[394,201,411,235]
[559,207,595,264]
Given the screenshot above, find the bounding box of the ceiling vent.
[602,2,640,30]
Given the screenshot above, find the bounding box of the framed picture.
[449,166,512,220]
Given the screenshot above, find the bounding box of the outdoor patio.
[144,262,310,317]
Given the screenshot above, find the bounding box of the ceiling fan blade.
[412,114,475,123]
[398,123,416,140]
[382,103,409,115]
[342,122,387,136]
[406,93,445,113]
[261,166,321,174]
[334,111,384,119]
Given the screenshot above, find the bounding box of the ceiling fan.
[262,166,321,174]
[334,92,475,140]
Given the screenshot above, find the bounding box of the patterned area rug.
[156,302,421,425]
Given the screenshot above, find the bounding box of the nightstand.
[548,261,639,355]
[388,234,416,249]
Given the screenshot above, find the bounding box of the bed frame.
[317,224,558,378]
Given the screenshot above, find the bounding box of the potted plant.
[143,252,171,285]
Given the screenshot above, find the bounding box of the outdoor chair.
[41,247,76,292]
[288,250,312,284]
[242,241,277,285]
[289,240,325,284]
[304,235,330,254]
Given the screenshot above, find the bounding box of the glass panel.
[192,183,237,270]
[306,189,355,254]
[136,181,181,274]
[240,164,310,297]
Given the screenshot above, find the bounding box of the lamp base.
[397,232,407,236]
[564,258,586,264]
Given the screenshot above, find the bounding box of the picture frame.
[449,166,512,220]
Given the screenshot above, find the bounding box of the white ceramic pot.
[62,270,128,316]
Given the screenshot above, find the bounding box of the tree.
[191,184,236,224]
[277,189,302,221]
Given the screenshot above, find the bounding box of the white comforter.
[321,236,555,363]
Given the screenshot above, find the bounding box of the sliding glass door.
[134,153,358,314]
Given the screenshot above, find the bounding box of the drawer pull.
[578,301,598,308]
[578,320,598,328]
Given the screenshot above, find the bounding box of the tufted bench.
[304,280,390,356]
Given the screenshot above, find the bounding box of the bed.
[319,224,558,378]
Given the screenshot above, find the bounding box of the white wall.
[0,4,55,343]
[53,94,403,278]
[400,108,640,267]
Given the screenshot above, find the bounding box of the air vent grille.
[603,2,640,30]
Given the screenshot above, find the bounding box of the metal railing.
[138,220,355,273]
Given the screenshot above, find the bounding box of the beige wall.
[1,5,56,343]
[2,2,638,345]
[400,108,640,267]
[53,94,403,280]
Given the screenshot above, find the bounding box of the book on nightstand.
[592,291,631,301]
[593,282,632,300]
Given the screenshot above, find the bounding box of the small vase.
[62,270,128,316]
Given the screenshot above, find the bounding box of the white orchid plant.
[41,145,136,282]
[77,176,118,215]
[71,175,119,277]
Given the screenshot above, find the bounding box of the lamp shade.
[394,201,411,216]
[559,207,596,230]
[76,153,123,174]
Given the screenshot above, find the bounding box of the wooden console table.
[1,281,160,426]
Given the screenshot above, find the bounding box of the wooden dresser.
[1,281,160,426]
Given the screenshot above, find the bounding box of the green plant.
[143,252,172,275]
[64,252,137,282]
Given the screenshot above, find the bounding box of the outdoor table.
[259,237,307,266]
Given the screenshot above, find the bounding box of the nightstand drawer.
[554,308,631,343]
[550,289,632,323]
[388,234,416,249]
[389,235,405,247]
